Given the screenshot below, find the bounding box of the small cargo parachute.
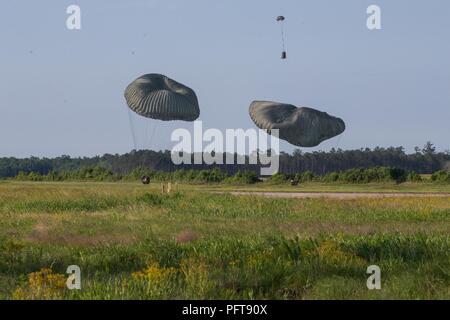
[276,16,287,59]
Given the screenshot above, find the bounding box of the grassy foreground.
[0,181,449,300]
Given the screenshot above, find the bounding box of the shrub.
[226,171,260,184]
[431,170,450,183]
[328,167,407,184]
[407,171,423,182]
[296,171,316,183]
[267,173,291,184]
[322,172,340,183]
[12,268,67,300]
[195,168,227,183]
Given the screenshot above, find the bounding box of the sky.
[0,0,449,158]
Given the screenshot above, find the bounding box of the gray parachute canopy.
[124,74,200,121]
[249,101,345,147]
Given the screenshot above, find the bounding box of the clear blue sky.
[1,0,449,158]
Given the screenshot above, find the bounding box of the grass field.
[0,181,449,300]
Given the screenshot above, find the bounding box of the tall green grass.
[2,234,448,300]
[0,182,448,299]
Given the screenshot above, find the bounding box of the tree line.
[12,166,450,184]
[1,142,449,179]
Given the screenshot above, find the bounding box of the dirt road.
[228,191,450,199]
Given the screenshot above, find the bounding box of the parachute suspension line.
[145,116,151,148]
[279,23,286,53]
[127,107,137,151]
[148,121,159,149]
[335,129,346,151]
[139,118,150,166]
[141,120,159,168]
[334,132,343,150]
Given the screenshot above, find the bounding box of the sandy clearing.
[226,191,450,199]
